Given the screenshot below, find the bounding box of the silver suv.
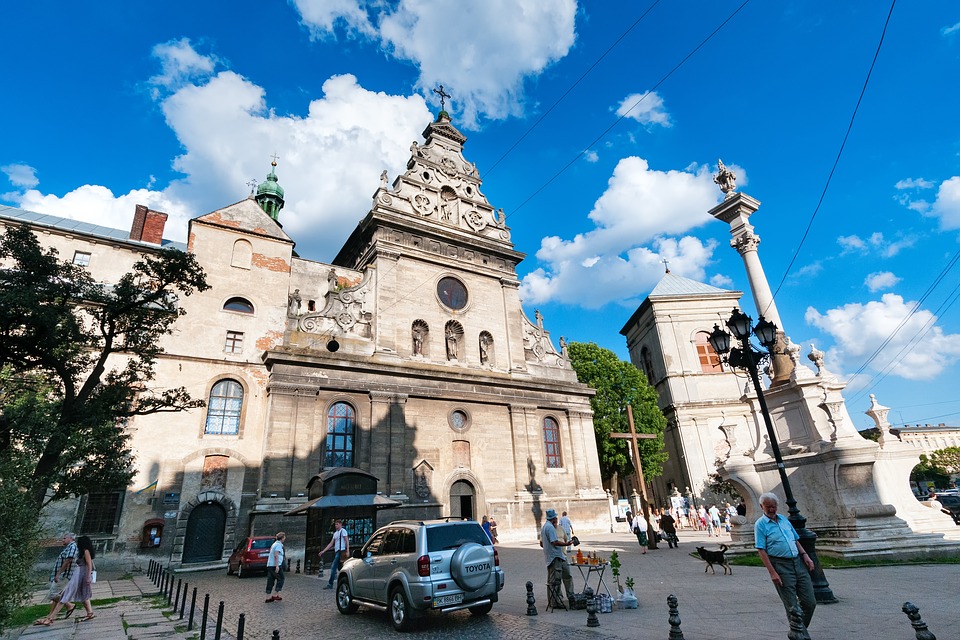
[335,519,505,631]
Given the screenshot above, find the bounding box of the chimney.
[130,204,168,245]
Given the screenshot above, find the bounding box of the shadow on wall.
[527,456,543,539]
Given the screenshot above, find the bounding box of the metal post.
[525,580,537,616]
[272,631,280,640]
[902,602,937,640]
[188,587,197,631]
[199,593,209,640]
[740,346,836,604]
[174,579,181,611]
[584,587,599,627]
[236,613,245,640]
[787,604,812,640]
[667,594,685,639]
[179,583,187,619]
[214,600,224,640]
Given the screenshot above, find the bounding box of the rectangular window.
[79,491,123,535]
[696,344,723,373]
[72,251,91,266]
[224,331,244,354]
[543,416,563,468]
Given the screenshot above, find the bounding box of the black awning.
[284,493,401,516]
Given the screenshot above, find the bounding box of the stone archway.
[182,501,225,563]
[450,479,475,520]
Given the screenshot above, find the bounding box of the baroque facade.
[7,112,608,566]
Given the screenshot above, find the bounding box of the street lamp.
[708,309,837,604]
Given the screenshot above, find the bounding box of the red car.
[227,536,276,577]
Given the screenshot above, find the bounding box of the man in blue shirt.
[541,509,574,608]
[754,492,816,628]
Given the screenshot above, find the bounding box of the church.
[7,111,609,566]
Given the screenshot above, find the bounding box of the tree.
[567,341,667,482]
[0,224,209,510]
[910,453,950,489]
[928,447,960,477]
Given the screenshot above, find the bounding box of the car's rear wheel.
[468,602,492,616]
[335,578,359,614]
[389,586,414,631]
[237,562,247,578]
[226,562,235,576]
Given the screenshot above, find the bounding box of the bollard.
[160,569,166,596]
[317,559,324,578]
[188,587,198,631]
[787,605,812,640]
[902,602,937,640]
[179,583,188,619]
[272,631,280,640]
[286,557,291,572]
[525,580,538,616]
[584,587,599,627]
[236,613,245,640]
[214,600,224,640]
[200,594,210,640]
[296,559,301,574]
[174,579,182,611]
[166,573,174,606]
[148,560,154,581]
[667,594,685,640]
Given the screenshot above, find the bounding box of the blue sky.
[3,1,960,431]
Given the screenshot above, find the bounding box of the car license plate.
[433,593,463,607]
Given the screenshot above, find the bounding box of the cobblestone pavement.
[11,528,959,640]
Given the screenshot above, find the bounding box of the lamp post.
[708,309,837,604]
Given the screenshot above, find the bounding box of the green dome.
[257,162,285,199]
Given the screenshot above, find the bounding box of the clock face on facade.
[437,276,468,310]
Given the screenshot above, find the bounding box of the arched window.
[231,239,252,269]
[543,416,562,468]
[205,379,243,435]
[223,297,254,314]
[324,402,356,468]
[695,331,723,373]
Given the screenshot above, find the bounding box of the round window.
[437,277,468,310]
[448,408,471,432]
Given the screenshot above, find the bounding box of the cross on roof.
[433,85,451,111]
[246,179,257,195]
[661,257,670,274]
[270,152,280,166]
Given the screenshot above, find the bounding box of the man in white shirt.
[321,520,350,589]
[265,532,286,603]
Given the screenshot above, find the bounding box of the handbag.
[90,570,97,583]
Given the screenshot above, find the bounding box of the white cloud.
[148,38,218,95]
[583,150,599,163]
[2,163,39,189]
[292,0,577,127]
[942,21,960,36]
[805,294,960,381]
[615,91,672,128]
[8,44,433,257]
[710,273,734,288]
[519,157,721,308]
[930,176,960,230]
[895,177,934,190]
[864,271,900,292]
[836,231,915,258]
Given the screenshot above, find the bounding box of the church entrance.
[182,502,225,564]
[449,480,475,520]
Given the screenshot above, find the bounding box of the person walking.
[321,520,349,589]
[37,535,95,625]
[631,511,648,554]
[489,516,499,544]
[482,515,493,542]
[540,508,574,608]
[264,532,286,602]
[559,511,574,555]
[755,493,816,629]
[40,533,77,622]
[660,508,678,548]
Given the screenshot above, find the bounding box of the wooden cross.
[609,405,658,548]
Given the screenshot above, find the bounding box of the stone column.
[373,248,399,355]
[709,192,793,382]
[369,391,408,495]
[500,278,527,372]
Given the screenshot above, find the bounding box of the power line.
[485,0,662,177]
[770,0,897,299]
[505,0,752,219]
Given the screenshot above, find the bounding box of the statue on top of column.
[714,159,737,197]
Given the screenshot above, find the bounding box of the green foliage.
[0,224,210,508]
[0,471,42,633]
[928,447,960,476]
[704,460,740,502]
[911,454,951,488]
[567,342,667,481]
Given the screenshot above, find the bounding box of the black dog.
[696,544,732,575]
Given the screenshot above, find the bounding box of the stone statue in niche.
[287,288,302,316]
[380,170,388,189]
[327,268,338,293]
[413,327,424,356]
[479,334,490,364]
[559,336,568,358]
[446,326,458,360]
